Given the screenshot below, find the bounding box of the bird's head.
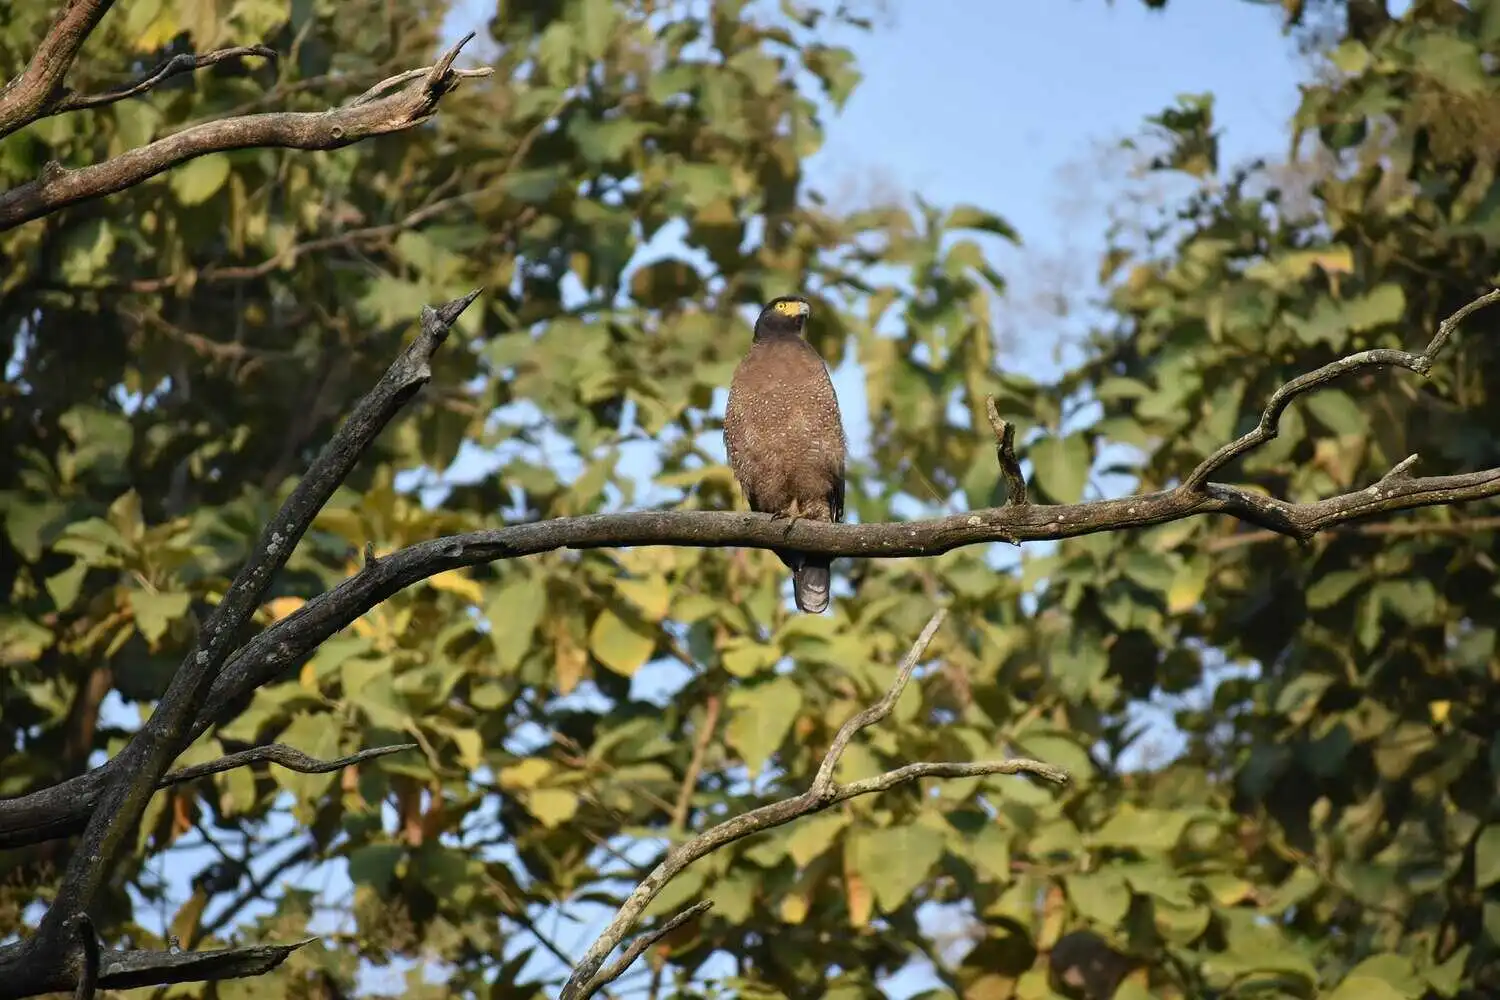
[753,295,811,340]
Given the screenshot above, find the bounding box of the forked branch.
[0,34,491,231]
[558,609,1069,1000]
[4,292,1499,856]
[1182,288,1500,490]
[0,291,480,999]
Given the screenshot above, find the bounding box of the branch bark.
[49,45,278,114]
[0,291,478,997]
[558,610,1070,1000]
[0,0,117,138]
[158,741,417,788]
[0,34,490,231]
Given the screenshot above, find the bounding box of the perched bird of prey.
[723,295,847,614]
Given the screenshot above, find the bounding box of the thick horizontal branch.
[0,937,311,999]
[2,459,1496,851]
[0,34,490,231]
[560,610,1069,1000]
[51,45,278,114]
[0,0,116,138]
[159,741,417,787]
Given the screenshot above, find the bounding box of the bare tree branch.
[0,0,117,138]
[50,45,278,114]
[0,938,313,998]
[3,292,1498,863]
[0,291,479,997]
[158,741,417,787]
[588,900,713,996]
[1205,513,1500,552]
[985,394,1029,507]
[0,34,492,231]
[1182,288,1500,490]
[558,609,1070,1000]
[67,916,97,1000]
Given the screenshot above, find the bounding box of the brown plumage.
[723,295,847,614]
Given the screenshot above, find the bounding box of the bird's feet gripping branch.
[722,296,849,613]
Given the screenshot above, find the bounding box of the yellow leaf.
[299,662,317,690]
[846,871,873,928]
[1430,700,1451,724]
[498,758,554,790]
[779,888,809,925]
[452,729,484,770]
[552,619,588,694]
[264,596,306,622]
[428,569,485,604]
[1167,559,1210,614]
[616,576,671,622]
[135,10,180,52]
[589,608,656,676]
[528,788,579,828]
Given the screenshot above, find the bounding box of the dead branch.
[985,394,1029,506]
[558,610,1070,1000]
[0,938,313,999]
[50,45,278,114]
[0,291,479,998]
[158,741,417,787]
[0,33,492,231]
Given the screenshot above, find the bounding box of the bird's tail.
[792,555,832,614]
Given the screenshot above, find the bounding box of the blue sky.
[84,2,1310,997]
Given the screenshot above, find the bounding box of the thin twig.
[985,395,1029,507]
[51,46,278,114]
[0,34,485,231]
[670,695,721,832]
[159,742,417,787]
[0,0,117,138]
[588,901,713,996]
[558,609,1069,1000]
[1182,288,1500,490]
[1206,514,1500,552]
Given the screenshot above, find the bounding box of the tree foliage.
[2,1,1499,999]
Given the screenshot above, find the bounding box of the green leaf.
[128,590,191,645]
[1306,569,1365,609]
[1093,805,1192,852]
[347,844,404,888]
[1066,869,1131,926]
[568,117,648,163]
[726,676,801,777]
[45,560,88,612]
[1305,389,1367,436]
[486,574,547,670]
[847,824,944,912]
[786,813,846,868]
[589,608,656,676]
[1475,824,1500,889]
[1028,433,1090,504]
[170,153,231,205]
[276,712,342,806]
[943,204,1020,243]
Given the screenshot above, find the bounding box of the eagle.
[723,295,847,614]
